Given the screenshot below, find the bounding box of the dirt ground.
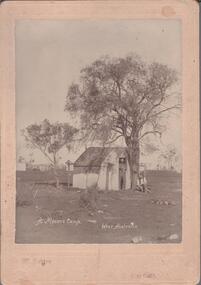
[16,172,182,244]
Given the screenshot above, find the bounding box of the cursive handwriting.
[35,217,81,226]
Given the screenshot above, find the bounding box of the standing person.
[137,171,148,192]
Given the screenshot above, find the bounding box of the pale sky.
[16,19,182,165]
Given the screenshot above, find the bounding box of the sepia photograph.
[15,19,182,244]
[0,1,199,284]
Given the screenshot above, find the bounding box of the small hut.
[73,147,131,191]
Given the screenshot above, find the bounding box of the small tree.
[22,119,78,188]
[65,54,180,189]
[160,145,178,170]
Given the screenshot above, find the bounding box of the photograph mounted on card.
[0,1,199,284]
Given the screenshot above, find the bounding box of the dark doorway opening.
[119,157,126,190]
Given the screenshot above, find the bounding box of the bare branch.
[139,104,181,130]
[139,130,162,140]
[149,104,181,119]
[23,134,54,163]
[104,134,123,145]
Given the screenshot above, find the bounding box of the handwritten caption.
[22,257,52,266]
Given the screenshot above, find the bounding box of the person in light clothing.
[136,171,149,192]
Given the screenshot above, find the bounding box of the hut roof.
[74,147,127,168]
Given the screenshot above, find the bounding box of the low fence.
[145,170,182,185]
[17,169,181,188]
[16,169,73,186]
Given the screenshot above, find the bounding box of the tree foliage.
[65,54,180,188]
[22,119,78,187]
[160,144,179,169]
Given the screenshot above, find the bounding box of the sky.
[16,19,182,165]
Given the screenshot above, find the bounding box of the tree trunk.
[54,168,60,189]
[53,153,60,189]
[126,140,140,190]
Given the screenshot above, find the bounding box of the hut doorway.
[119,157,126,190]
[106,163,113,191]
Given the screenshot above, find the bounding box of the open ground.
[16,170,182,244]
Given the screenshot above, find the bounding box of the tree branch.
[139,130,162,140]
[149,104,181,119]
[139,104,181,130]
[23,134,54,164]
[104,134,123,145]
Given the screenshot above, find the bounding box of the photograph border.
[0,1,199,284]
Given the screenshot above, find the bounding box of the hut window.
[119,157,126,164]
